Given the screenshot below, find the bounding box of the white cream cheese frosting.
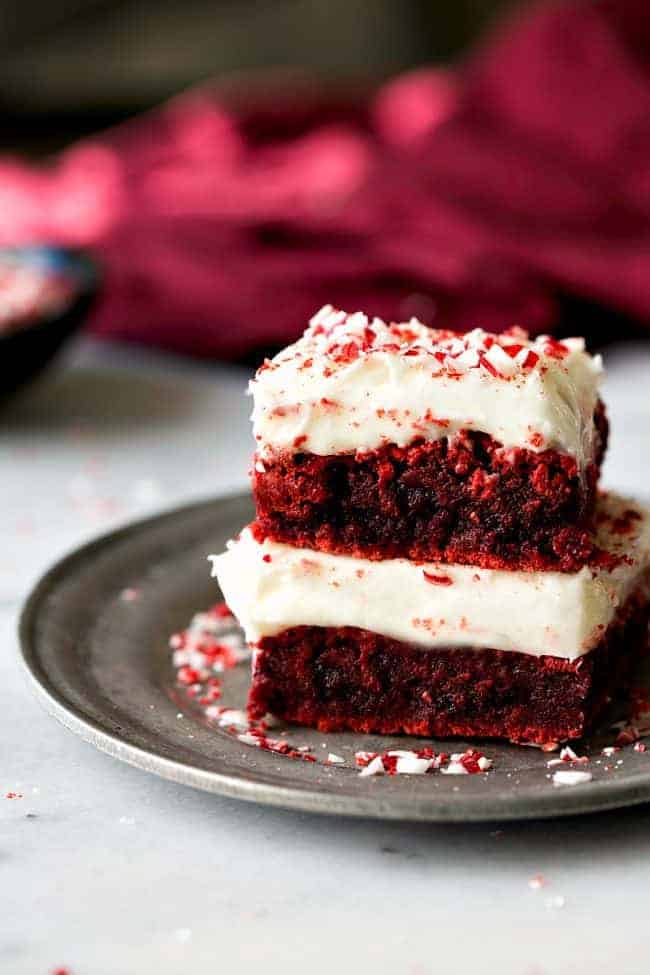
[250,305,603,466]
[210,494,650,661]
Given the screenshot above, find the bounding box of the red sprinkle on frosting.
[422,570,453,586]
[257,306,583,385]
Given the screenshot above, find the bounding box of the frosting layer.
[251,306,603,466]
[210,494,650,661]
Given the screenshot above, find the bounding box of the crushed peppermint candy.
[601,746,620,757]
[422,570,453,586]
[356,748,442,776]
[358,756,386,778]
[528,874,547,890]
[559,746,588,763]
[440,761,470,776]
[259,305,587,382]
[170,606,316,766]
[552,769,593,787]
[441,750,493,775]
[205,706,249,729]
[170,603,249,705]
[547,746,590,767]
[235,728,317,762]
[354,747,492,777]
[394,753,437,775]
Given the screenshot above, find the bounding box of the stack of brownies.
[213,306,650,744]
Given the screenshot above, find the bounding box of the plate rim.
[18,492,650,823]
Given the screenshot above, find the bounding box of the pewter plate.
[19,492,650,821]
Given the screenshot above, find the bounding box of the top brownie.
[251,306,608,571]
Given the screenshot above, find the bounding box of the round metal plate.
[19,492,650,821]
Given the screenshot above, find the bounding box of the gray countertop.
[2,336,649,975]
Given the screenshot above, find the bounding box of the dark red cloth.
[1,0,649,358]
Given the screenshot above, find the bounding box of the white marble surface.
[2,336,650,975]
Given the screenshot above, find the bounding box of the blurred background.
[2,0,650,372]
[1,0,520,154]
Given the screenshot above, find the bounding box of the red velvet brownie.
[250,306,606,572]
[253,412,608,572]
[212,492,650,744]
[211,304,648,746]
[247,593,648,744]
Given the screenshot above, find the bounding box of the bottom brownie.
[247,591,649,744]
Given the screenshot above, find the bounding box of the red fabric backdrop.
[1,0,649,358]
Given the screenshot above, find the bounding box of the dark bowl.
[0,246,99,401]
